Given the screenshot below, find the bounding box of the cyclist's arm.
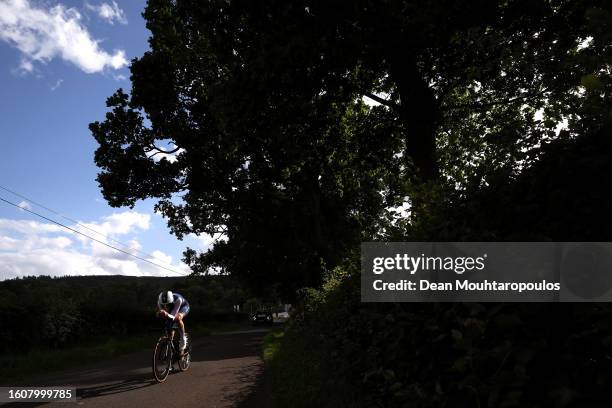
[167,297,183,320]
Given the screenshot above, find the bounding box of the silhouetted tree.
[90,0,609,296]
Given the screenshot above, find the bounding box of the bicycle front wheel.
[152,339,172,382]
[178,334,191,371]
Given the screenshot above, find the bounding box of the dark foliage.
[407,124,612,242]
[90,0,609,297]
[270,121,612,407]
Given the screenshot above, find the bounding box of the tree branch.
[150,145,181,154]
[442,91,547,111]
[363,92,398,109]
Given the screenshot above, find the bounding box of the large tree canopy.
[90,0,609,297]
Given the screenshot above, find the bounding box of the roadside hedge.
[268,264,612,408]
[265,127,612,407]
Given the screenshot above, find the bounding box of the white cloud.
[0,235,19,250]
[189,232,227,252]
[81,211,151,236]
[75,211,151,255]
[17,200,31,210]
[149,250,172,265]
[18,58,33,73]
[50,78,63,90]
[86,1,127,25]
[0,249,109,278]
[0,211,190,280]
[0,219,64,235]
[0,0,128,73]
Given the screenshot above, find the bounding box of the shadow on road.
[77,376,156,399]
[1,376,157,408]
[223,361,269,408]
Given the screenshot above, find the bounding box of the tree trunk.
[390,53,439,181]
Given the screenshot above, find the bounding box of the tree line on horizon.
[0,274,252,354]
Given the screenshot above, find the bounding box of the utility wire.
[0,183,181,269]
[0,195,189,276]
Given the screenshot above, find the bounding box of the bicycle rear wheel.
[153,339,172,382]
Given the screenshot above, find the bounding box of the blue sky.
[0,0,211,280]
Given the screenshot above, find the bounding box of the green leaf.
[580,74,603,90]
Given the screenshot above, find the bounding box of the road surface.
[4,328,271,408]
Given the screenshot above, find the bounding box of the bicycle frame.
[157,328,176,356]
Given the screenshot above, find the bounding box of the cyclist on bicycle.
[157,290,190,353]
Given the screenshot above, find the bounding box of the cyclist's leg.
[177,304,190,351]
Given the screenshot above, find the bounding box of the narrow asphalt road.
[3,328,271,408]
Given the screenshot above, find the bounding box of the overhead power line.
[0,195,189,277]
[0,183,183,270]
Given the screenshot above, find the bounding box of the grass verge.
[263,329,284,363]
